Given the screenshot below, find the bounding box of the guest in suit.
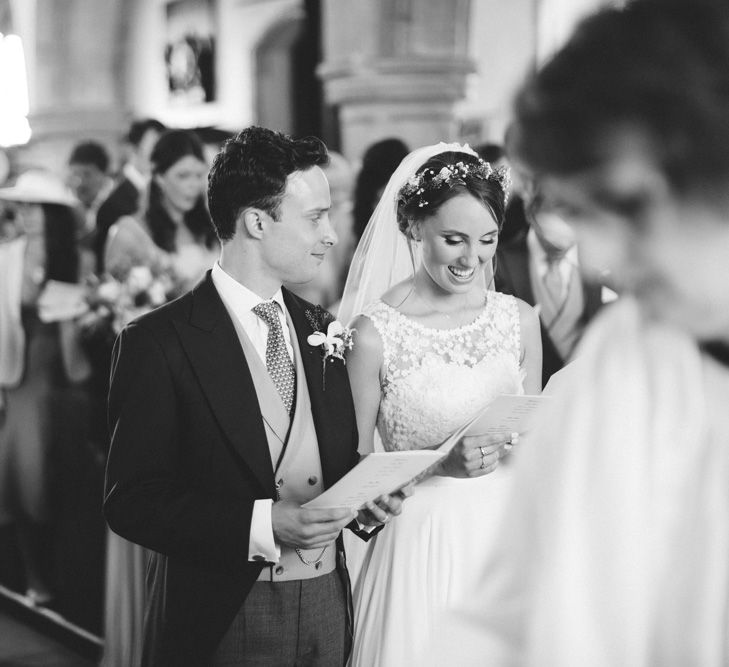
[94,119,166,273]
[495,190,606,386]
[103,126,405,667]
[67,141,114,276]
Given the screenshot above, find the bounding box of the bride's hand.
[436,434,509,478]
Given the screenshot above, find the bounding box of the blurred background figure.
[101,127,218,667]
[495,180,609,386]
[67,141,114,277]
[95,118,167,274]
[287,149,354,309]
[0,170,89,608]
[352,138,410,244]
[474,142,507,169]
[104,128,218,287]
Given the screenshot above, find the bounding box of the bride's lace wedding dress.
[349,290,524,666]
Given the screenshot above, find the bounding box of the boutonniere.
[305,306,355,388]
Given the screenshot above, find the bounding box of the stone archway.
[254,0,324,139]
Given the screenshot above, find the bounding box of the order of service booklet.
[303,393,549,510]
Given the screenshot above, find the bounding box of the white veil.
[337,142,480,325]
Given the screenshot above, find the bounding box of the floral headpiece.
[397,159,511,210]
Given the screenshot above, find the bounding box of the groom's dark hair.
[207,125,329,241]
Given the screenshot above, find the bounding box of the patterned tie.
[543,255,565,308]
[253,301,296,415]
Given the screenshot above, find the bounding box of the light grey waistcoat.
[226,307,336,582]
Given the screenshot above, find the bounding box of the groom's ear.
[241,208,266,239]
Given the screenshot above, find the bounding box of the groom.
[104,126,400,666]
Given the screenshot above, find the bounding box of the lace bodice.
[363,291,524,451]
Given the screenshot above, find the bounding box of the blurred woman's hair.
[353,138,410,241]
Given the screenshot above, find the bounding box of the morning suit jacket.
[495,232,604,387]
[103,272,362,666]
[94,177,139,272]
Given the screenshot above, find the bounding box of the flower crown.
[398,159,511,210]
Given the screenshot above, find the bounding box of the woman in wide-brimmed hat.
[0,169,90,606]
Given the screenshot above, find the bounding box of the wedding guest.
[339,144,542,665]
[104,128,219,288]
[0,170,89,606]
[101,128,218,667]
[95,118,166,273]
[68,141,114,276]
[103,126,403,666]
[431,2,729,665]
[495,184,610,385]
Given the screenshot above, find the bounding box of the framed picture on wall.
[165,0,216,105]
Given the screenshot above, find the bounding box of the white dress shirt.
[211,261,294,563]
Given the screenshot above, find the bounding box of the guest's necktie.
[253,302,296,415]
[543,255,565,307]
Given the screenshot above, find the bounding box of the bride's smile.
[416,192,498,297]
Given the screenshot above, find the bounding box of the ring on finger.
[479,445,487,457]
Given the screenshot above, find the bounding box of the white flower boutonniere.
[307,320,355,362]
[305,309,355,388]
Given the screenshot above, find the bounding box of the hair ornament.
[397,158,511,210]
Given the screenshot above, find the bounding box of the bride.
[339,143,542,665]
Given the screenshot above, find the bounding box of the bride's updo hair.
[396,151,510,238]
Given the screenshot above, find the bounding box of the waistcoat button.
[308,476,318,486]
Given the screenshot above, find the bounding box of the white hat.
[0,169,78,207]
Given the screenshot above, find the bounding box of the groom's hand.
[272,500,356,549]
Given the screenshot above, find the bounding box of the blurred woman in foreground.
[432,2,729,665]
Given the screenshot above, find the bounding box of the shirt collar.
[527,227,579,267]
[211,261,285,317]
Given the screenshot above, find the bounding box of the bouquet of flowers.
[78,265,183,344]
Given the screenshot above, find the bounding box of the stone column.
[319,0,473,161]
[17,0,128,173]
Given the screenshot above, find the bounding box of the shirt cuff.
[248,499,280,563]
[355,516,378,533]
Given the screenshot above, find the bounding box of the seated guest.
[95,118,166,273]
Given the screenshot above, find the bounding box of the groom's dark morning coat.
[104,272,361,666]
